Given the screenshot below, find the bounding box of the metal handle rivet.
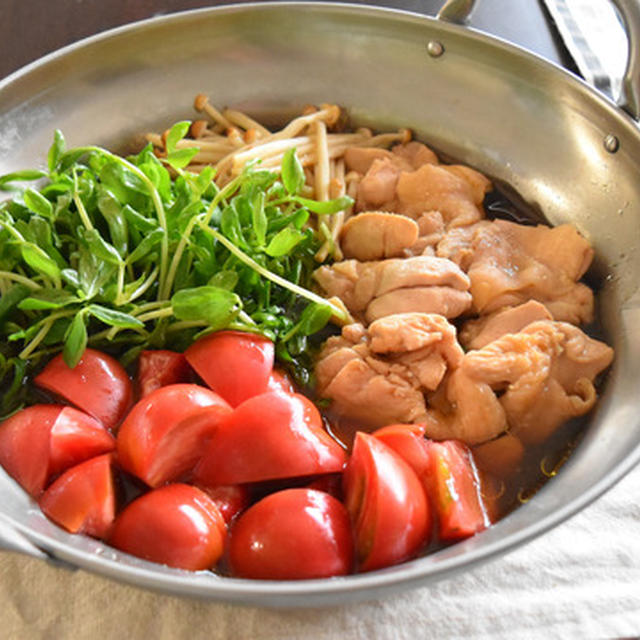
[427,40,445,57]
[604,134,620,153]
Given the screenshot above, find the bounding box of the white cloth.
[1,465,639,639]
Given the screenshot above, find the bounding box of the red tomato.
[229,488,353,579]
[196,484,250,523]
[424,440,490,541]
[117,384,232,487]
[195,391,346,486]
[184,331,274,407]
[343,432,431,572]
[0,405,60,496]
[40,453,115,539]
[48,407,116,477]
[0,405,115,497]
[34,348,132,430]
[373,423,430,478]
[306,473,343,500]
[136,349,192,398]
[266,369,296,394]
[109,483,226,570]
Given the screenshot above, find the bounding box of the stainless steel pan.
[0,0,639,607]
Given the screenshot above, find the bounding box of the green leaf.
[23,189,53,219]
[0,284,31,323]
[220,203,248,249]
[293,195,353,215]
[166,148,199,171]
[47,130,66,173]
[100,162,148,209]
[122,204,158,233]
[0,170,47,190]
[20,243,61,283]
[18,289,78,311]
[265,227,305,257]
[125,227,164,265]
[296,302,333,336]
[208,270,238,291]
[251,190,267,246]
[79,228,122,266]
[281,148,305,195]
[88,304,144,329]
[165,121,191,153]
[97,187,129,257]
[63,311,88,368]
[171,286,242,330]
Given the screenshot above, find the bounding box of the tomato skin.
[196,484,250,524]
[40,453,115,539]
[424,440,489,541]
[266,369,296,394]
[0,405,61,496]
[116,384,232,488]
[184,331,274,407]
[195,391,346,486]
[373,423,430,478]
[343,432,431,572]
[109,483,226,571]
[48,407,116,477]
[229,488,353,579]
[137,350,192,398]
[0,405,115,497]
[34,348,132,430]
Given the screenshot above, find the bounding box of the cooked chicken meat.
[437,219,595,324]
[423,320,613,445]
[340,211,419,261]
[459,300,553,350]
[314,256,472,323]
[315,313,463,428]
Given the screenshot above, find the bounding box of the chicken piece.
[424,320,613,445]
[405,211,446,256]
[437,219,595,324]
[315,313,463,429]
[395,163,491,227]
[340,211,419,261]
[314,256,472,323]
[391,141,439,168]
[344,141,437,175]
[460,300,553,350]
[366,287,471,323]
[472,433,525,479]
[356,158,401,209]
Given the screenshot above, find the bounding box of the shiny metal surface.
[613,0,640,118]
[436,0,476,24]
[0,2,639,606]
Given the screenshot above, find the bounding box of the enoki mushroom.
[146,96,411,261]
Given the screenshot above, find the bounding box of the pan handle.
[436,0,476,25]
[437,0,640,121]
[611,0,640,120]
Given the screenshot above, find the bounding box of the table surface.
[1,2,638,639]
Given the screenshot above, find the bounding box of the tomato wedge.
[373,423,430,478]
[195,391,346,486]
[196,484,250,524]
[117,384,232,487]
[109,483,226,570]
[34,348,132,430]
[343,432,430,572]
[0,404,115,497]
[424,440,489,541]
[136,349,192,398]
[229,488,353,579]
[266,369,296,394]
[40,453,115,539]
[184,331,274,407]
